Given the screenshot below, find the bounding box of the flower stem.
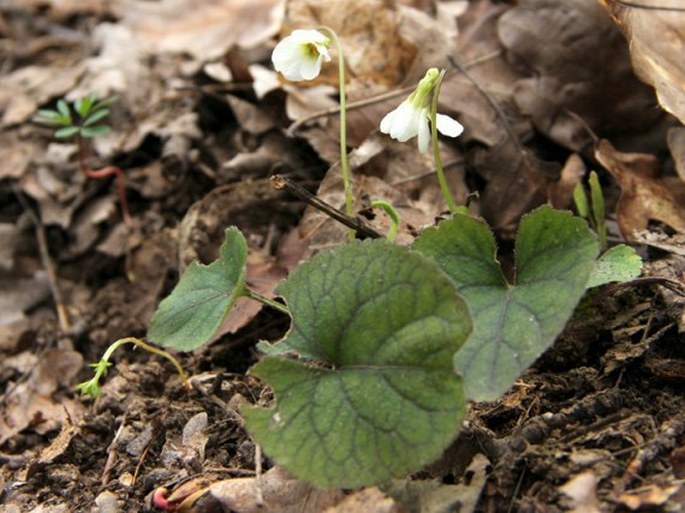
[430,70,459,215]
[245,289,290,315]
[320,26,355,239]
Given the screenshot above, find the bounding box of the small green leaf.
[75,95,94,117]
[587,244,642,288]
[589,171,607,250]
[54,126,81,139]
[242,240,471,488]
[414,206,599,401]
[147,227,248,351]
[573,181,590,219]
[56,99,71,119]
[83,108,110,126]
[80,125,111,138]
[92,96,118,111]
[36,109,72,126]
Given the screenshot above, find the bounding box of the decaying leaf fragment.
[600,0,685,125]
[498,0,662,152]
[594,139,685,240]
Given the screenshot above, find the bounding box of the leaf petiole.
[244,289,290,315]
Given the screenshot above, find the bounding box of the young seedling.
[573,171,642,287]
[77,337,189,397]
[36,95,132,224]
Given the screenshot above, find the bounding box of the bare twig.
[270,174,383,239]
[13,189,70,332]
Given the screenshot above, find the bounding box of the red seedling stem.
[77,135,132,225]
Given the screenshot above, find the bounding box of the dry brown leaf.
[0,271,51,326]
[594,138,685,240]
[121,0,284,61]
[0,131,39,180]
[324,487,402,513]
[0,348,84,445]
[549,153,586,209]
[384,453,489,513]
[281,0,416,87]
[0,64,84,127]
[600,0,685,125]
[617,483,681,510]
[471,143,560,238]
[498,0,663,153]
[36,423,79,465]
[559,472,601,513]
[174,466,344,513]
[667,127,685,181]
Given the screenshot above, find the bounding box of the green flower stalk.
[272,28,355,238]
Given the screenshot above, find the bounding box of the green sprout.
[370,199,400,242]
[35,94,132,224]
[573,170,607,250]
[77,337,189,397]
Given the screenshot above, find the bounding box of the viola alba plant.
[380,68,464,154]
[271,29,332,81]
[78,29,643,491]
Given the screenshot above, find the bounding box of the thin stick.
[13,189,70,332]
[270,175,382,239]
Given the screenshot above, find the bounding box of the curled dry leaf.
[668,127,685,181]
[600,0,685,125]
[470,143,560,238]
[0,348,84,446]
[498,0,663,152]
[595,139,685,240]
[559,472,601,513]
[163,466,344,513]
[120,0,285,61]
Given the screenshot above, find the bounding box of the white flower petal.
[417,113,430,153]
[272,29,330,81]
[436,113,464,138]
[391,102,421,141]
[379,110,396,134]
[298,57,322,81]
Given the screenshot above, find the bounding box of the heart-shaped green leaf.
[242,240,471,488]
[147,227,247,351]
[413,206,598,401]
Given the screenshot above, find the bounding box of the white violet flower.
[380,68,464,153]
[272,29,332,81]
